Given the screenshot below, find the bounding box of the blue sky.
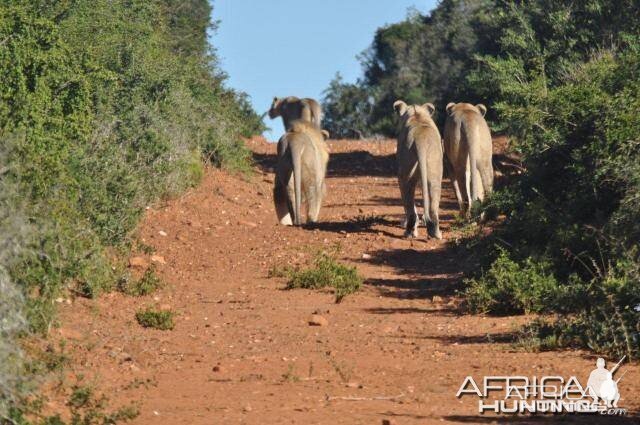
[209,1,437,140]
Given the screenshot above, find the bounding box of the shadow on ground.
[359,246,468,302]
[426,331,516,345]
[253,150,396,177]
[363,247,465,277]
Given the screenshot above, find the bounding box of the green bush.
[0,0,263,334]
[514,319,562,353]
[284,252,363,303]
[343,0,640,357]
[322,1,494,136]
[8,384,139,424]
[464,248,562,315]
[562,256,640,358]
[122,266,163,297]
[1,0,264,417]
[135,308,175,331]
[464,25,640,357]
[0,180,29,419]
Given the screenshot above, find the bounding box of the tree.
[322,73,372,139]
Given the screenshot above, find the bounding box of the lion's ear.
[321,130,330,140]
[446,102,456,115]
[475,104,487,117]
[423,103,435,116]
[393,100,408,115]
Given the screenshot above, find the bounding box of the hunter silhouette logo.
[586,356,626,408]
[456,356,628,415]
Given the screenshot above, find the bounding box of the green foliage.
[561,255,640,358]
[68,386,93,410]
[0,165,30,418]
[135,308,175,330]
[8,383,139,425]
[453,2,640,359]
[0,0,263,334]
[283,251,362,303]
[322,1,492,136]
[465,248,562,315]
[322,73,372,139]
[339,0,640,357]
[463,3,640,356]
[122,266,163,297]
[514,319,562,353]
[1,0,263,416]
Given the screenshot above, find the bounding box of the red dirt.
[50,138,639,424]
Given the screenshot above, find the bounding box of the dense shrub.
[322,1,492,136]
[465,7,640,358]
[328,0,640,358]
[322,73,372,139]
[0,0,263,331]
[135,308,176,331]
[0,180,29,419]
[279,251,363,303]
[0,0,263,416]
[465,248,563,315]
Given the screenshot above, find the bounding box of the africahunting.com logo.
[456,356,628,416]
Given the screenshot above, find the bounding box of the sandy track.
[53,138,639,424]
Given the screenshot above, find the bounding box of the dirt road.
[53,138,639,424]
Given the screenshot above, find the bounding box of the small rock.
[432,295,444,303]
[129,256,148,269]
[212,365,222,372]
[361,253,372,260]
[308,314,328,327]
[346,382,361,388]
[382,420,397,425]
[243,404,252,413]
[158,230,168,237]
[150,255,166,265]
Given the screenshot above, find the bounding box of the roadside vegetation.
[0,0,264,420]
[272,248,363,303]
[324,0,640,359]
[135,308,176,331]
[120,266,164,297]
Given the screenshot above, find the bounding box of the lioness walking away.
[273,121,329,226]
[443,102,493,215]
[394,100,443,239]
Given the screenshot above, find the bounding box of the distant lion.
[443,102,493,215]
[269,96,322,131]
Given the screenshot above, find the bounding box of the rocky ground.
[47,138,639,424]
